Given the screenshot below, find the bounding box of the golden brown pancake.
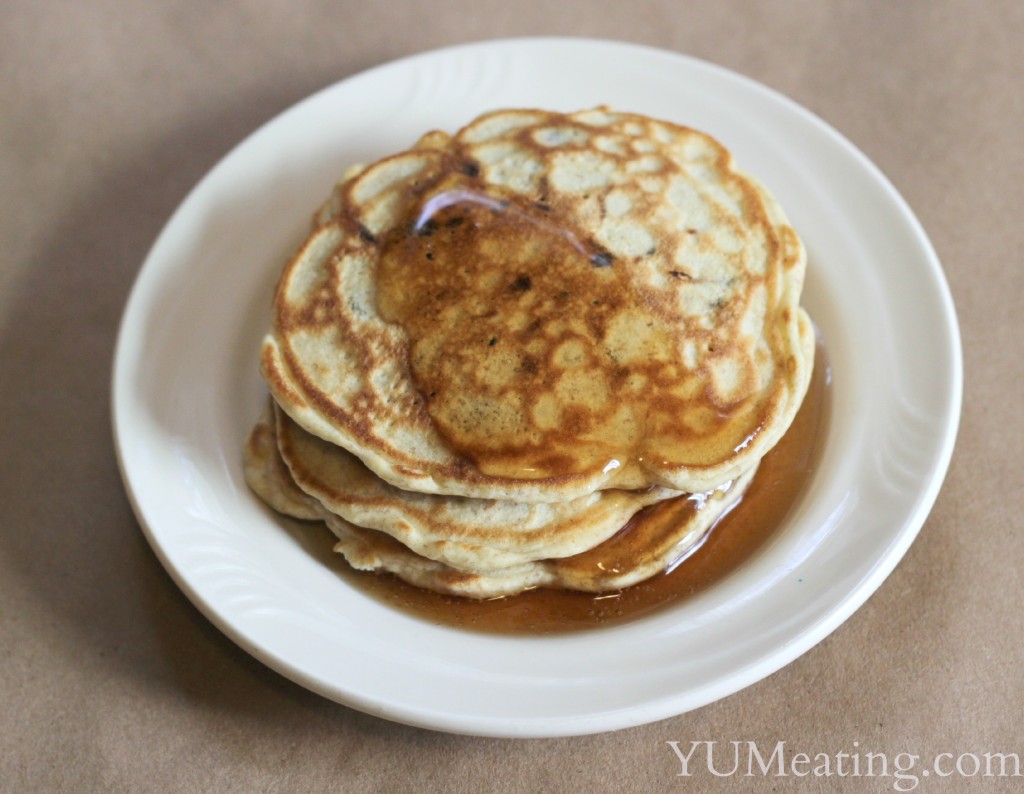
[324,467,755,599]
[242,405,756,598]
[273,403,681,572]
[242,402,321,520]
[262,107,813,501]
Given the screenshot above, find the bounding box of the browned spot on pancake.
[437,569,480,586]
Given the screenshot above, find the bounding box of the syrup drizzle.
[375,178,766,485]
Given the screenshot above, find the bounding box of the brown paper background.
[2,1,1021,790]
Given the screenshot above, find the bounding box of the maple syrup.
[373,178,779,485]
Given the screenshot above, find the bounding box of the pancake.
[325,466,755,599]
[242,401,321,520]
[262,107,813,501]
[274,403,681,572]
[243,403,756,597]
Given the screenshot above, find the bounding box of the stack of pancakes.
[243,107,814,599]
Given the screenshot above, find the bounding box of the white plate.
[112,38,961,737]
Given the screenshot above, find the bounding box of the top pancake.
[263,107,813,501]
